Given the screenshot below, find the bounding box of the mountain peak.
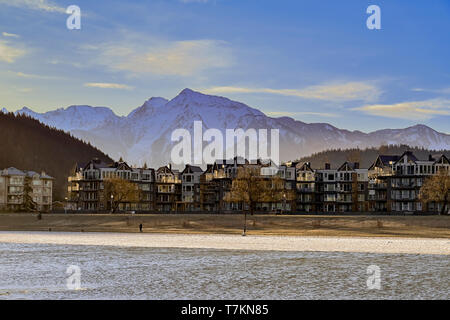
[16,106,36,115]
[179,88,197,96]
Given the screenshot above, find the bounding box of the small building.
[0,167,53,212]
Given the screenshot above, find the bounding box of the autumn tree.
[419,169,450,215]
[104,178,139,213]
[224,166,295,235]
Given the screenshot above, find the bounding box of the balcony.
[368,195,387,201]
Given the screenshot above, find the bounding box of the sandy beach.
[1,213,449,238]
[0,231,448,255]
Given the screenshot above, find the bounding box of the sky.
[0,0,449,133]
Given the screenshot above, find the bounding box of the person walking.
[139,223,143,233]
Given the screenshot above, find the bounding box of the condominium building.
[180,165,203,211]
[369,151,450,214]
[66,151,448,214]
[67,158,155,212]
[156,165,181,212]
[0,167,53,211]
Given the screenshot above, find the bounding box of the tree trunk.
[243,208,247,235]
[441,193,448,216]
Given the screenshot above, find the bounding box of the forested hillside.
[297,145,450,169]
[0,112,113,200]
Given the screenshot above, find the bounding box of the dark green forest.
[0,112,113,200]
[297,145,450,169]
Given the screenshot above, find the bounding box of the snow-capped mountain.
[12,88,450,168]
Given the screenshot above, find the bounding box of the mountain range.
[5,88,450,168]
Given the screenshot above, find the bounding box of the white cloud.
[354,99,450,121]
[203,82,381,102]
[0,41,26,63]
[84,82,134,90]
[7,71,60,79]
[0,0,66,13]
[87,39,233,77]
[2,32,20,38]
[412,87,450,95]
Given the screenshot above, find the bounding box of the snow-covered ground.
[0,231,448,255]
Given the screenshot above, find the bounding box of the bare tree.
[104,178,139,213]
[419,170,450,215]
[224,166,295,235]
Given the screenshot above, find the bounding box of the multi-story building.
[368,155,398,212]
[336,162,368,213]
[368,151,450,214]
[156,165,181,212]
[200,162,229,212]
[0,167,53,212]
[68,158,155,212]
[315,163,337,213]
[65,151,448,214]
[296,162,316,212]
[180,165,203,211]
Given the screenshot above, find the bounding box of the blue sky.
[0,0,449,133]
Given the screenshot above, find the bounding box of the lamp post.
[64,197,68,214]
[283,193,286,215]
[110,194,114,213]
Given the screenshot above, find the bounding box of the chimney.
[168,163,172,170]
[428,154,434,161]
[325,163,331,170]
[354,162,359,169]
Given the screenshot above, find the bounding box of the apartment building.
[66,151,448,214]
[156,165,181,212]
[0,167,53,212]
[368,151,450,214]
[200,162,230,212]
[67,158,155,212]
[180,165,203,211]
[296,162,316,212]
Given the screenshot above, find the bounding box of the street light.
[110,194,114,213]
[64,197,68,214]
[283,193,286,215]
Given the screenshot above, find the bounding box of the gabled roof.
[83,159,112,170]
[182,165,203,174]
[297,162,314,172]
[369,155,400,170]
[157,166,174,174]
[1,168,53,179]
[26,171,39,177]
[434,154,450,165]
[393,151,418,165]
[39,172,54,179]
[114,161,133,171]
[338,162,356,171]
[379,155,400,165]
[1,167,25,176]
